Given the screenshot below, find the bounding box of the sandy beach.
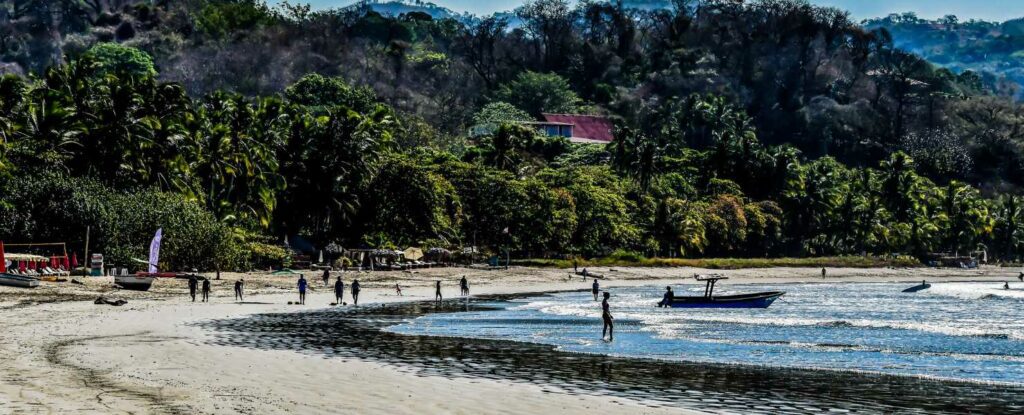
[0,265,1017,414]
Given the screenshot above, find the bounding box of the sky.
[274,0,1024,21]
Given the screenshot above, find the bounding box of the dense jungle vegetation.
[2,0,1024,269]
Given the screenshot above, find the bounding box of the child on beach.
[395,283,403,296]
[298,275,308,305]
[296,274,307,303]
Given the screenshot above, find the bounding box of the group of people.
[186,275,246,302]
[186,269,476,306]
[296,269,361,306]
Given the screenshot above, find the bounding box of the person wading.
[601,292,614,341]
[658,286,674,308]
[297,275,308,305]
[334,276,344,304]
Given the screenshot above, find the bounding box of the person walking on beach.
[582,268,588,281]
[601,292,613,341]
[395,283,403,296]
[351,279,361,306]
[658,286,674,308]
[322,268,331,287]
[592,279,600,301]
[460,276,469,296]
[297,275,308,305]
[821,268,827,279]
[334,276,344,304]
[201,277,211,302]
[234,279,244,302]
[188,274,198,302]
[435,280,443,303]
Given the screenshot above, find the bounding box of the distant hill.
[343,0,466,20]
[865,14,1024,96]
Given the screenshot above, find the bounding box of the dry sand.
[0,265,1016,414]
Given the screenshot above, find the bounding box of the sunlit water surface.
[389,281,1024,384]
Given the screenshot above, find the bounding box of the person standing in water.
[297,275,308,305]
[234,279,244,302]
[435,280,443,303]
[188,274,198,302]
[351,279,361,305]
[592,279,600,301]
[201,277,211,302]
[601,292,613,341]
[460,276,469,296]
[334,276,344,304]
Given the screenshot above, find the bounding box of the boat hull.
[902,284,931,293]
[115,275,155,291]
[0,273,40,288]
[667,291,784,308]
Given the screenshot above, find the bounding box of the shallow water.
[390,282,1024,385]
[200,284,1024,413]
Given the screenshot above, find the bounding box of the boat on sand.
[662,274,784,308]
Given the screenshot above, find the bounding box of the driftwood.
[94,297,128,306]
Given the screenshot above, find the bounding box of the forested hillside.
[3,0,1024,269]
[866,13,1024,99]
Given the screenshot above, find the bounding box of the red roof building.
[530,114,615,144]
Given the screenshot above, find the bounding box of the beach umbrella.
[318,250,324,264]
[403,247,424,261]
[29,260,36,270]
[62,256,69,269]
[71,253,79,268]
[51,256,57,268]
[19,261,26,272]
[0,241,5,273]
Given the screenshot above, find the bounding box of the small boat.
[902,281,931,293]
[115,228,165,291]
[115,272,157,291]
[0,272,40,288]
[663,274,784,309]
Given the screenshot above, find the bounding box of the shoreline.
[0,266,1021,413]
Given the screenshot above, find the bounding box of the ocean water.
[388,281,1024,385]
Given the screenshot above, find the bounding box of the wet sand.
[0,265,1018,414]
